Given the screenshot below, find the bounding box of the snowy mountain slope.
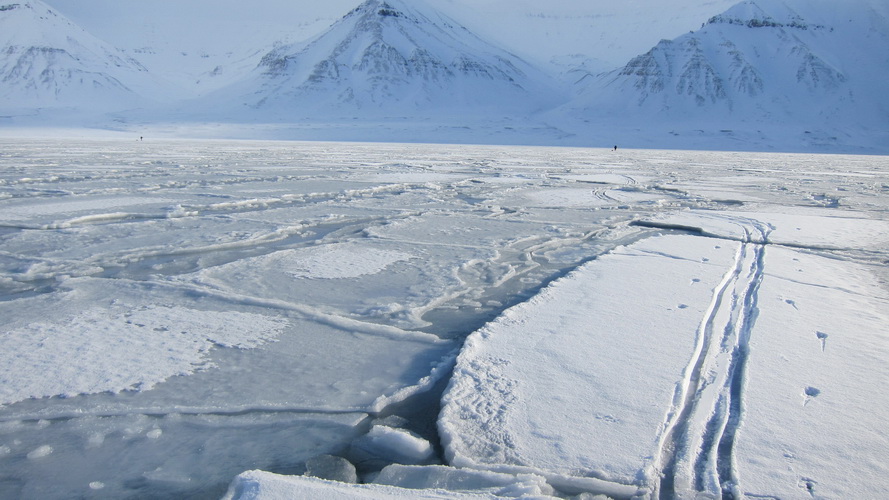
[43,0,359,97]
[568,0,889,140]
[43,0,743,83]
[3,0,886,152]
[192,0,565,121]
[0,0,172,115]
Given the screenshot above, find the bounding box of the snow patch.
[0,305,287,405]
[281,243,414,280]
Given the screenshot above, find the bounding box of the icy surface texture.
[0,139,887,499]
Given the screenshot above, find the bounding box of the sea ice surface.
[0,138,886,499]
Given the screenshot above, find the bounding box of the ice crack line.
[654,223,769,500]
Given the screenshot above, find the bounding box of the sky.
[43,0,739,72]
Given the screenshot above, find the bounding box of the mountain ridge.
[564,0,888,150]
[2,0,887,152]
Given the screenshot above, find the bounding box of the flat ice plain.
[0,138,887,499]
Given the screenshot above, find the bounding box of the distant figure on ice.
[613,145,617,151]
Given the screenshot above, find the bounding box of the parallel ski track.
[654,218,771,500]
[714,223,768,500]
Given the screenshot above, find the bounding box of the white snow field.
[0,138,887,499]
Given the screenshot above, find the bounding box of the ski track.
[654,217,771,500]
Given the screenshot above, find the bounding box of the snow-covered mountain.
[195,0,564,121]
[0,0,169,117]
[569,0,889,146]
[2,0,886,151]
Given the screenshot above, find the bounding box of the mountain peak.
[0,0,167,114]
[232,0,561,118]
[348,0,407,19]
[338,0,433,34]
[571,0,886,133]
[707,0,827,31]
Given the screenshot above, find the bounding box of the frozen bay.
[0,138,887,499]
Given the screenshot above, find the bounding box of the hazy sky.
[43,0,739,70]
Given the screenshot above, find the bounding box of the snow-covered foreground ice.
[0,138,887,499]
[442,211,889,499]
